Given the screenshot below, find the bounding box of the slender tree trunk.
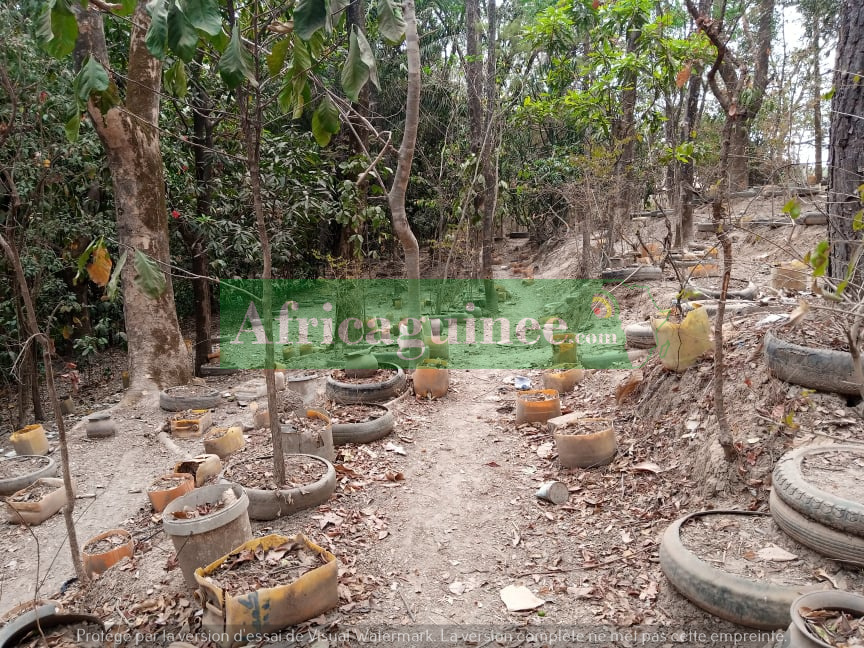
[812,23,823,185]
[678,71,703,246]
[75,5,191,392]
[0,234,85,581]
[388,0,422,313]
[240,5,285,486]
[727,119,749,191]
[828,0,864,290]
[481,0,499,313]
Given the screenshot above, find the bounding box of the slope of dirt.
[1,192,863,648]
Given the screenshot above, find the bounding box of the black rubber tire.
[601,266,663,282]
[508,231,529,239]
[330,404,395,445]
[695,222,717,233]
[624,323,655,349]
[325,363,407,404]
[223,454,337,521]
[746,219,793,228]
[659,510,810,630]
[159,386,221,412]
[802,212,828,225]
[0,607,104,647]
[686,279,758,301]
[0,455,58,496]
[198,363,239,377]
[763,330,862,395]
[769,489,864,565]
[772,444,864,537]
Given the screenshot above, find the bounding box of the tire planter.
[0,455,58,496]
[159,385,220,412]
[82,529,134,578]
[624,322,655,350]
[764,330,861,396]
[4,477,72,526]
[685,279,758,301]
[223,454,337,521]
[549,415,617,468]
[194,533,338,647]
[10,424,49,456]
[147,473,195,513]
[782,590,864,648]
[330,404,394,445]
[660,510,819,630]
[772,445,864,537]
[600,266,663,283]
[0,604,105,648]
[769,489,864,565]
[325,363,406,404]
[199,363,240,377]
[162,483,252,589]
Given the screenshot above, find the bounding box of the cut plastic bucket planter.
[82,529,134,578]
[280,409,334,462]
[162,483,252,589]
[413,364,450,399]
[203,427,245,460]
[194,533,338,648]
[10,424,49,456]
[541,367,584,393]
[147,473,195,513]
[652,307,712,372]
[515,389,561,424]
[549,415,617,468]
[4,477,73,526]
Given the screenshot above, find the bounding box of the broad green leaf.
[378,0,405,44]
[118,0,138,16]
[133,249,167,299]
[75,239,98,285]
[145,0,170,59]
[854,209,864,232]
[291,35,311,75]
[267,37,291,77]
[164,59,188,98]
[341,28,370,102]
[836,279,849,295]
[37,0,79,59]
[219,24,257,89]
[106,250,128,301]
[783,198,801,220]
[311,95,340,146]
[355,28,379,89]
[811,240,830,277]
[821,87,835,100]
[64,109,81,143]
[74,56,110,106]
[294,0,329,40]
[858,183,864,202]
[182,0,222,35]
[167,2,199,62]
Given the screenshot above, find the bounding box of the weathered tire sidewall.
[685,279,758,301]
[659,510,810,630]
[601,266,663,283]
[764,330,861,395]
[159,387,221,412]
[768,489,864,565]
[772,445,864,537]
[0,455,58,496]
[624,323,655,349]
[227,454,337,521]
[331,405,395,445]
[325,363,406,404]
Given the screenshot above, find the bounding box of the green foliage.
[219,24,257,89]
[294,0,330,40]
[311,96,340,146]
[133,249,167,298]
[783,198,801,220]
[377,0,406,44]
[342,27,379,102]
[35,0,77,58]
[163,59,188,98]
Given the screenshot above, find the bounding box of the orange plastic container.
[147,473,195,512]
[541,367,584,393]
[413,366,449,399]
[82,529,134,577]
[515,389,561,424]
[551,415,617,468]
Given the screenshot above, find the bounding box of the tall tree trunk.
[178,78,214,376]
[481,0,499,313]
[678,70,703,246]
[388,0,421,313]
[76,5,191,392]
[828,0,864,289]
[727,118,749,191]
[812,23,823,185]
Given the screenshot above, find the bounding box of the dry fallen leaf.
[630,461,661,474]
[87,245,112,286]
[756,545,798,562]
[615,370,644,404]
[784,299,810,329]
[500,585,545,611]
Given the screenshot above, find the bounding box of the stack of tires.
[769,444,864,565]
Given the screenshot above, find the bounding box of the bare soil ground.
[1,193,863,647]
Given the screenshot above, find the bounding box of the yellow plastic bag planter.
[194,533,338,648]
[651,306,712,372]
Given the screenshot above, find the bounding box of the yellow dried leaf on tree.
[675,65,692,89]
[87,245,112,286]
